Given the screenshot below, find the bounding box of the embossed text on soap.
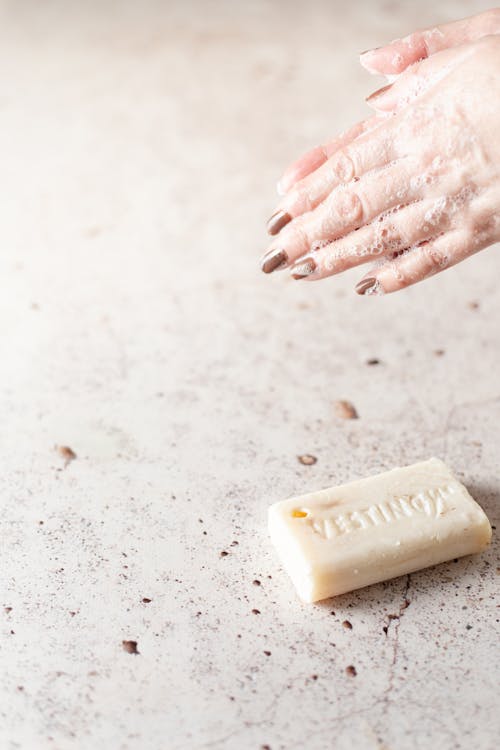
[308,485,454,540]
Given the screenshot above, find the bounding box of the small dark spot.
[4,607,12,613]
[198,518,203,523]
[10,630,15,635]
[252,609,261,615]
[345,665,357,677]
[220,551,228,557]
[56,445,77,466]
[298,454,317,466]
[387,614,399,621]
[382,626,388,635]
[453,559,459,563]
[69,611,77,617]
[253,580,261,586]
[334,400,358,419]
[466,625,472,630]
[311,674,318,680]
[366,358,380,366]
[38,521,44,525]
[491,525,496,530]
[342,620,352,629]
[122,640,139,654]
[261,745,271,750]
[142,598,152,604]
[196,611,202,617]
[330,611,335,616]
[468,300,479,310]
[203,531,207,535]
[17,686,24,692]
[263,650,271,656]
[434,349,445,357]
[230,540,239,546]
[401,599,411,609]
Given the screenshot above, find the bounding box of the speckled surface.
[0,2,499,749]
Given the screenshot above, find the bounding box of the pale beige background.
[0,2,498,749]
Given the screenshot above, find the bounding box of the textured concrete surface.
[0,2,499,749]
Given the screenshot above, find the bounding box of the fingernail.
[360,46,381,56]
[291,257,316,280]
[365,83,392,103]
[355,277,377,295]
[267,210,292,236]
[261,248,288,274]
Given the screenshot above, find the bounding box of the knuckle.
[293,183,314,213]
[328,149,355,184]
[334,188,364,225]
[421,241,449,270]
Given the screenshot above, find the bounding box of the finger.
[262,157,422,271]
[276,116,379,196]
[354,228,488,295]
[365,43,471,113]
[288,194,455,281]
[267,118,397,235]
[360,9,500,75]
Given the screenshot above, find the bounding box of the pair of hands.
[260,9,500,295]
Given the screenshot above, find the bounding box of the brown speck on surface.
[261,745,271,750]
[382,626,388,635]
[434,349,445,356]
[263,650,271,656]
[17,686,24,691]
[230,540,239,546]
[252,609,261,615]
[69,611,77,617]
[468,301,479,310]
[342,620,353,629]
[298,454,317,465]
[142,598,152,603]
[253,580,261,586]
[122,640,139,654]
[401,599,411,609]
[220,550,228,557]
[311,674,318,680]
[5,607,12,613]
[334,400,358,420]
[366,358,380,365]
[55,445,77,467]
[346,665,357,677]
[466,624,473,630]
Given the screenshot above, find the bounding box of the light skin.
[260,9,500,295]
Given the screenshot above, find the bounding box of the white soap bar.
[268,458,491,602]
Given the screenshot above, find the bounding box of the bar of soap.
[268,458,491,602]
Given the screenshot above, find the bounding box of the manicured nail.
[267,210,292,236]
[365,83,392,103]
[291,257,316,280]
[261,248,288,274]
[355,277,377,295]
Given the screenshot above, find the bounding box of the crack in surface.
[382,574,412,715]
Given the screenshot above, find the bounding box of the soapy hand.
[260,10,500,294]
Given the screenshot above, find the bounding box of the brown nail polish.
[291,257,316,280]
[365,83,392,103]
[261,248,288,274]
[267,210,292,236]
[355,277,377,295]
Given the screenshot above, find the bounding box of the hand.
[261,19,500,294]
